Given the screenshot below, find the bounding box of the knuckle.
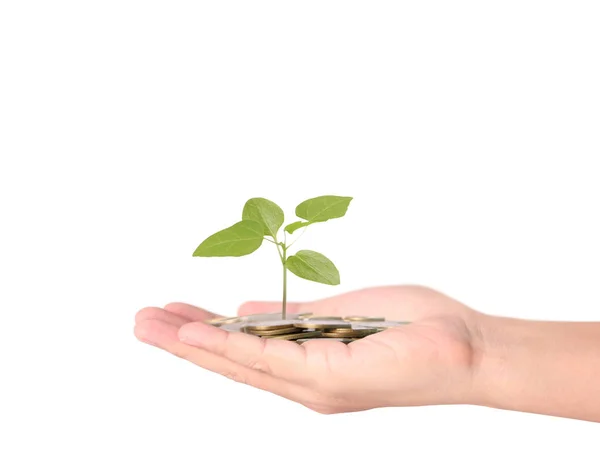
[245,358,272,375]
[301,389,346,415]
[172,348,191,361]
[162,302,182,312]
[223,370,248,385]
[244,338,272,374]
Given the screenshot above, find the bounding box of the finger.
[134,319,312,404]
[135,307,189,327]
[178,321,317,388]
[237,301,310,317]
[163,302,222,322]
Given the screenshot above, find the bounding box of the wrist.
[464,312,544,411]
[417,299,600,421]
[466,313,513,409]
[465,313,600,420]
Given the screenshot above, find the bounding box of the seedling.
[193,195,353,319]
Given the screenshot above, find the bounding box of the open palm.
[135,285,483,413]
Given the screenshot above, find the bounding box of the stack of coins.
[206,313,409,343]
[243,320,319,340]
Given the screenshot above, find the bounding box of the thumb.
[237,301,312,317]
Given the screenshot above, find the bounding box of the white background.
[1,1,599,470]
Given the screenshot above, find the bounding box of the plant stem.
[273,236,287,319]
[282,243,287,320]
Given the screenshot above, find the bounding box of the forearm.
[471,315,600,422]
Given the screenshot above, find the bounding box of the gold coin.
[342,316,385,322]
[206,316,243,325]
[323,328,379,338]
[322,331,356,338]
[297,338,354,344]
[243,321,298,331]
[293,321,351,330]
[246,327,302,336]
[265,331,323,341]
[322,331,352,338]
[297,313,314,320]
[327,327,380,333]
[204,318,224,325]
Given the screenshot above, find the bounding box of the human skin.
[134,285,600,422]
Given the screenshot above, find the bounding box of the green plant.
[193,195,353,319]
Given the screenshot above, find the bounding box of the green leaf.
[242,197,284,238]
[193,220,264,257]
[285,249,340,285]
[295,195,353,223]
[284,221,311,234]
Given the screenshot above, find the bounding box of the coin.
[296,338,354,344]
[220,323,246,332]
[265,331,323,341]
[247,327,303,337]
[323,328,379,338]
[205,317,224,325]
[293,320,351,330]
[212,314,399,341]
[323,329,379,338]
[352,320,410,329]
[322,331,353,338]
[243,321,298,331]
[322,331,355,338]
[243,312,301,322]
[342,316,385,322]
[205,316,243,325]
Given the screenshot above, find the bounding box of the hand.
[134,285,486,414]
